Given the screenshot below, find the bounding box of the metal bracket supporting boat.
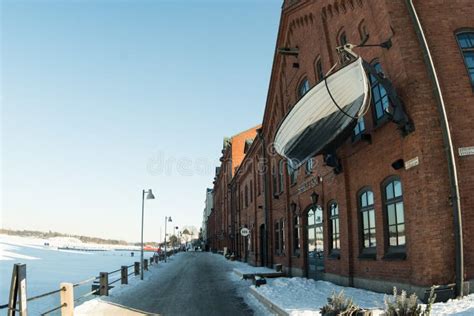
[337,41,415,137]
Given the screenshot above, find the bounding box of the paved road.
[107,252,254,316]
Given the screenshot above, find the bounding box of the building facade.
[205,0,474,299]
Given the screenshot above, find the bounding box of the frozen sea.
[0,235,154,315]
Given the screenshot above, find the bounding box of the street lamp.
[141,189,155,280]
[173,226,179,254]
[164,216,172,262]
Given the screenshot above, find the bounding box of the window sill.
[383,249,406,260]
[358,251,376,260]
[352,133,363,143]
[374,115,390,130]
[329,251,341,260]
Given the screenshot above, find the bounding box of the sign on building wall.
[240,228,250,237]
[404,157,419,170]
[459,146,474,157]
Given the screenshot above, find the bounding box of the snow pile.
[249,276,474,316]
[430,294,474,316]
[252,277,385,315]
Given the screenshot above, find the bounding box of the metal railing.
[0,253,167,316]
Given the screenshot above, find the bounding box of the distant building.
[202,188,213,247]
[207,0,474,300]
[208,125,260,252]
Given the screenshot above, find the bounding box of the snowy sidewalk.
[74,254,183,315]
[222,255,474,316]
[229,258,285,279]
[75,300,157,315]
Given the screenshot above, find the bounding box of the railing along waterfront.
[0,251,173,316]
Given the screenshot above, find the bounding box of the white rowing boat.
[274,57,370,167]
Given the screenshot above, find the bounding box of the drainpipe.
[405,0,464,297]
[258,128,270,268]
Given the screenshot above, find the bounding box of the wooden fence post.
[134,262,140,276]
[99,272,108,296]
[121,266,128,285]
[144,259,148,271]
[60,283,74,316]
[8,263,27,316]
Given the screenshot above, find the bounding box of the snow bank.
[249,276,474,316]
[430,294,474,316]
[251,277,385,316]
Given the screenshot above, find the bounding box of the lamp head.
[145,189,155,200]
[168,217,173,222]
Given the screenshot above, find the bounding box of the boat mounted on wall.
[274,56,371,168]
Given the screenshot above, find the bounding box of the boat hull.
[274,57,370,167]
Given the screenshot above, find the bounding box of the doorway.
[259,224,265,266]
[307,205,324,279]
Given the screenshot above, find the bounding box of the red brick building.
[208,126,260,253]
[206,0,474,299]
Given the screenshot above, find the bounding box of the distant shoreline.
[0,228,157,247]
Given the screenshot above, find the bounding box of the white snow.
[251,277,385,316]
[0,243,39,260]
[0,234,152,315]
[223,255,474,316]
[430,294,474,316]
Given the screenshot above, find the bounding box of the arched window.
[339,31,348,46]
[274,219,284,255]
[384,178,406,249]
[358,20,368,41]
[272,165,278,197]
[287,163,298,185]
[329,201,340,252]
[315,58,324,83]
[278,160,285,193]
[305,158,314,174]
[359,189,376,252]
[370,62,390,122]
[257,156,262,196]
[456,31,474,87]
[298,78,310,98]
[293,213,300,256]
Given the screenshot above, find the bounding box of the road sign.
[240,228,250,237]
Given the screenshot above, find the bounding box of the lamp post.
[173,226,178,254]
[164,216,172,262]
[141,189,155,280]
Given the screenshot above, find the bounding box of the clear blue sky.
[1,0,281,242]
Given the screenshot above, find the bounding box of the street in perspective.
[1,0,474,315]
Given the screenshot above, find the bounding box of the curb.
[249,286,289,316]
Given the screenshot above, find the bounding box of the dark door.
[259,224,265,266]
[307,205,324,279]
